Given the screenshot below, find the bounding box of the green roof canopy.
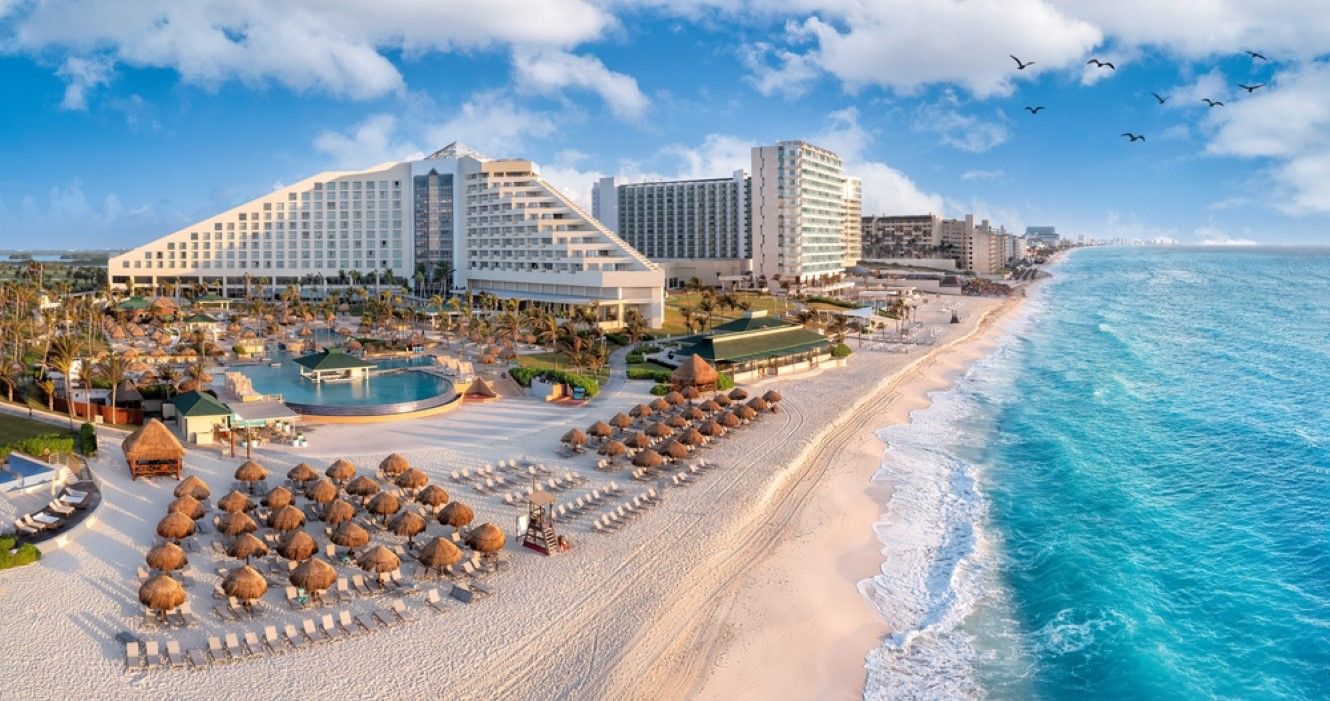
[708,315,790,334]
[293,347,375,372]
[184,313,218,324]
[116,296,151,311]
[173,390,233,418]
[192,294,228,304]
[678,326,830,365]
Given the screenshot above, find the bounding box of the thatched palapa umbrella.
[173,475,211,500]
[156,512,196,541]
[610,413,634,430]
[678,428,705,446]
[682,386,702,402]
[624,432,650,450]
[322,498,357,525]
[649,397,671,413]
[718,412,741,428]
[700,399,722,414]
[306,478,338,504]
[290,557,337,600]
[681,406,706,421]
[599,440,626,457]
[561,427,587,448]
[217,511,258,537]
[168,495,205,520]
[587,420,613,439]
[358,545,401,576]
[736,405,758,420]
[671,353,719,392]
[223,565,268,607]
[395,468,428,493]
[747,397,770,412]
[145,542,188,572]
[234,459,268,489]
[366,492,401,523]
[263,485,294,510]
[326,458,356,484]
[346,475,381,502]
[330,521,369,552]
[139,575,186,620]
[466,523,506,554]
[277,530,317,562]
[227,532,268,563]
[666,414,688,429]
[416,537,462,576]
[217,489,255,513]
[660,439,689,460]
[713,393,731,407]
[379,453,410,477]
[645,422,673,439]
[438,501,474,529]
[762,389,782,403]
[287,463,318,483]
[416,484,450,512]
[629,403,653,419]
[389,511,427,544]
[664,390,685,406]
[728,388,748,401]
[632,449,664,468]
[267,504,306,532]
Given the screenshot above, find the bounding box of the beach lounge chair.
[320,614,344,642]
[425,588,448,613]
[283,624,306,650]
[206,635,228,663]
[285,586,304,610]
[213,602,239,622]
[356,612,385,632]
[47,499,75,516]
[472,581,497,598]
[14,519,39,536]
[186,645,210,669]
[172,602,198,627]
[303,618,329,643]
[388,598,415,623]
[125,641,145,671]
[141,640,163,670]
[325,543,338,559]
[244,631,265,657]
[224,633,245,659]
[449,583,475,604]
[263,626,284,654]
[351,574,373,595]
[336,577,353,601]
[337,610,361,637]
[166,640,188,669]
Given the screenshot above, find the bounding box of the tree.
[679,306,695,335]
[100,351,129,421]
[623,308,647,345]
[48,334,81,430]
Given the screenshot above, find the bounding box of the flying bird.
[1121,133,1146,142]
[1009,55,1035,70]
[1245,51,1267,61]
[1025,106,1045,114]
[1202,98,1225,107]
[1086,58,1116,70]
[1238,83,1265,93]
[1151,92,1170,105]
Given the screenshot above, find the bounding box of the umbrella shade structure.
[330,521,370,550]
[718,412,741,428]
[326,458,357,484]
[168,495,205,520]
[728,388,748,401]
[629,403,653,418]
[289,557,337,596]
[659,440,689,460]
[267,505,306,532]
[736,406,758,420]
[632,449,664,468]
[645,422,674,439]
[609,413,634,429]
[700,400,722,414]
[234,459,268,484]
[416,484,450,510]
[155,512,196,541]
[217,511,258,537]
[666,415,689,429]
[438,501,475,529]
[681,406,706,421]
[379,453,411,477]
[713,394,731,407]
[649,398,672,412]
[670,353,720,389]
[138,575,186,617]
[678,428,705,446]
[277,530,318,562]
[217,490,255,514]
[145,542,188,572]
[416,537,462,574]
[173,475,211,500]
[357,545,401,574]
[762,389,783,403]
[345,475,381,500]
[305,479,338,504]
[598,440,627,457]
[466,523,506,554]
[747,397,770,412]
[587,421,613,438]
[366,492,401,520]
[287,463,318,483]
[664,390,685,406]
[561,428,587,446]
[682,386,702,401]
[395,468,428,492]
[321,498,357,525]
[262,486,294,510]
[227,533,269,562]
[389,511,428,542]
[624,432,651,450]
[223,565,268,603]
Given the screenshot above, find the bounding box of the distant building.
[861,214,943,260]
[591,176,619,234]
[1026,226,1059,247]
[842,177,862,267]
[751,141,850,284]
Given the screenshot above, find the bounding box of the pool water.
[225,351,451,408]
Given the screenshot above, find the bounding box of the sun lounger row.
[11,485,92,536]
[591,489,663,534]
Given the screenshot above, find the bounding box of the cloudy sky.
[1,0,1328,248]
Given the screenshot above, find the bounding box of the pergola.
[122,418,185,480]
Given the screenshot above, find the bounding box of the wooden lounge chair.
[337,610,360,637]
[351,574,373,596]
[283,624,305,649]
[224,633,245,659]
[425,588,448,613]
[125,641,145,671]
[388,599,415,623]
[285,586,304,610]
[336,577,353,602]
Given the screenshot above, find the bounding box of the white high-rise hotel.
[109,143,665,327]
[752,141,856,283]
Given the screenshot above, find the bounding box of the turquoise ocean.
[859,246,1330,699]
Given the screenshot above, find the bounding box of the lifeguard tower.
[523,488,570,555]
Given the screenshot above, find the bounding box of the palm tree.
[623,308,647,345]
[679,305,695,336]
[160,366,181,399]
[100,351,129,422]
[0,358,19,403]
[48,334,81,430]
[39,378,56,412]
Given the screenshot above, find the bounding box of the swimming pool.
[224,349,456,416]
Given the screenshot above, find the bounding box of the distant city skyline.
[1,2,1328,248]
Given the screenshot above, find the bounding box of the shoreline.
[644,289,1034,700]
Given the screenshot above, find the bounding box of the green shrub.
[717,372,735,390]
[626,367,672,382]
[805,295,859,309]
[0,537,42,569]
[79,423,97,456]
[831,343,853,359]
[637,344,662,354]
[509,367,600,397]
[3,433,74,459]
[605,332,629,346]
[625,351,644,364]
[649,383,670,396]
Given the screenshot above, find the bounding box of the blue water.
[862,247,1330,699]
[226,348,448,407]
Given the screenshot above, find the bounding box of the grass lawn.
[655,291,790,336]
[0,412,66,454]
[515,352,610,380]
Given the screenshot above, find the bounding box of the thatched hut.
[217,511,258,537]
[416,537,462,576]
[217,490,254,514]
[587,421,614,439]
[234,459,268,486]
[145,542,188,572]
[395,468,428,492]
[305,478,338,504]
[599,440,626,457]
[670,354,720,392]
[624,432,651,450]
[389,511,428,544]
[609,413,634,429]
[122,419,185,480]
[379,453,410,477]
[466,523,506,554]
[267,505,306,532]
[322,498,357,525]
[223,565,268,605]
[416,484,450,511]
[138,575,186,619]
[358,545,401,575]
[173,475,211,500]
[155,512,196,541]
[290,557,337,600]
[330,522,369,551]
[263,486,294,510]
[168,495,205,520]
[632,449,664,468]
[326,458,356,484]
[287,463,318,483]
[561,428,587,447]
[366,492,401,522]
[277,530,317,562]
[227,532,268,562]
[438,501,475,529]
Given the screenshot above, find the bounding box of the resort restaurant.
[673,311,833,383]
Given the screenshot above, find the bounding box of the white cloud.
[56,55,114,110]
[1195,226,1256,246]
[912,98,1010,153]
[658,134,754,180]
[741,36,821,99]
[961,169,1006,181]
[512,48,649,120]
[313,114,423,169]
[813,107,945,215]
[423,90,558,157]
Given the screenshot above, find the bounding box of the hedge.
[717,373,736,390]
[79,423,97,456]
[627,367,672,382]
[649,383,670,396]
[0,536,41,569]
[3,433,74,459]
[832,343,853,359]
[805,295,859,309]
[509,367,601,397]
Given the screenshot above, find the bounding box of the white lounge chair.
[337,610,361,636]
[302,618,329,643]
[165,640,188,669]
[320,614,344,642]
[262,625,285,654]
[244,631,266,657]
[425,588,448,613]
[283,624,305,650]
[125,641,145,671]
[206,635,228,663]
[224,633,245,659]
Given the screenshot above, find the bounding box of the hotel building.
[751,141,850,284]
[109,142,665,327]
[842,176,862,267]
[861,214,944,260]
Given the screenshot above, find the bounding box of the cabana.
[293,347,374,382]
[121,419,185,480]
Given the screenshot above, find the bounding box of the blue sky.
[1,1,1328,248]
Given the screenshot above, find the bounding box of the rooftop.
[293,347,375,372]
[172,390,233,418]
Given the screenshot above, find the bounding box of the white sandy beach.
[0,293,1018,700]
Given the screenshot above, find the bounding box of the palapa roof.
[290,557,337,591]
[562,427,587,445]
[358,545,401,574]
[326,458,357,482]
[277,530,317,561]
[138,575,186,612]
[217,511,258,536]
[599,440,626,456]
[122,419,185,461]
[173,475,211,500]
[168,495,205,520]
[267,505,306,531]
[466,523,506,554]
[633,449,664,468]
[234,459,267,482]
[366,491,401,516]
[417,537,462,569]
[330,521,369,548]
[378,453,410,476]
[228,532,269,560]
[262,486,294,509]
[389,511,427,538]
[217,490,255,513]
[155,512,195,539]
[416,484,450,508]
[395,468,428,490]
[671,352,720,387]
[322,498,358,525]
[438,501,474,528]
[294,347,374,372]
[172,391,232,418]
[306,479,339,503]
[146,542,188,571]
[346,475,381,497]
[288,463,319,482]
[223,565,268,601]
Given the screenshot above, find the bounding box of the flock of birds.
[1007,50,1271,143]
